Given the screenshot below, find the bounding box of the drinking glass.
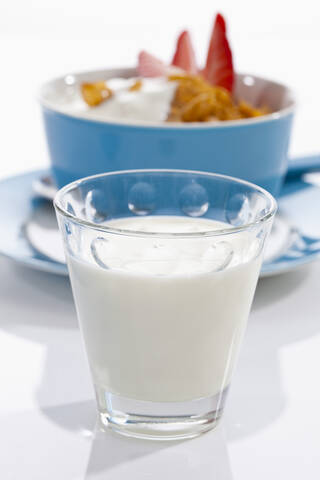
[54,169,276,440]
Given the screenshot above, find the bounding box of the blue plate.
[0,165,320,277]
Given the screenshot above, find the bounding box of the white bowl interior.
[233,74,294,111]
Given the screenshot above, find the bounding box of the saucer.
[1,166,320,277]
[0,170,67,275]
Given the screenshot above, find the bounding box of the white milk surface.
[68,216,261,402]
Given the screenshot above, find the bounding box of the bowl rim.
[38,68,295,129]
[54,168,277,238]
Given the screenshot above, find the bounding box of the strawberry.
[171,30,198,74]
[138,50,167,77]
[203,13,234,92]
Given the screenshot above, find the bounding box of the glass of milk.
[54,170,276,440]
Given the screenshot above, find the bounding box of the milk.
[68,216,261,402]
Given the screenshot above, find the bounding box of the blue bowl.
[39,68,295,196]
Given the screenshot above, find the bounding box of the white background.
[1,0,320,179]
[1,2,320,479]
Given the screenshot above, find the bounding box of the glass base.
[96,388,228,440]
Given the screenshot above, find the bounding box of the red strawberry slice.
[203,13,234,92]
[171,30,198,74]
[138,50,167,77]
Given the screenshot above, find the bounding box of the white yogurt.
[51,77,177,123]
[68,216,261,402]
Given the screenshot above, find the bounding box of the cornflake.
[129,80,143,92]
[81,82,112,107]
[167,74,269,122]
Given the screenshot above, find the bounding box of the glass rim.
[54,169,277,238]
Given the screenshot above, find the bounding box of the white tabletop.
[1,1,320,477]
[1,256,320,479]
